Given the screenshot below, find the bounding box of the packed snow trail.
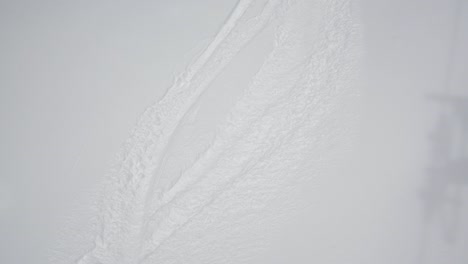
[75,1,361,263]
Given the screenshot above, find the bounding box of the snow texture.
[57,0,361,263]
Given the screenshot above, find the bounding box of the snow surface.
[3,0,467,263]
[53,1,361,263]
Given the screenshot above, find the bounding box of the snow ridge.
[76,1,360,263]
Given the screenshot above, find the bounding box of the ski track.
[74,0,361,263]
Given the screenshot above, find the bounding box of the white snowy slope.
[58,0,361,263]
